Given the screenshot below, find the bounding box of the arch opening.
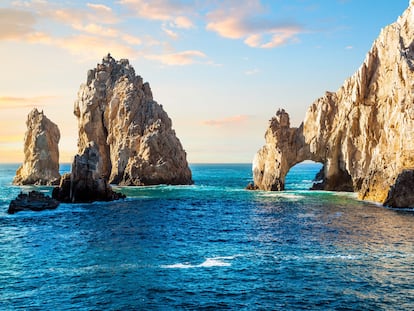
[284,161,323,191]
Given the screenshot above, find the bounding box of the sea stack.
[252,1,414,207]
[13,108,60,185]
[52,142,125,203]
[74,54,192,186]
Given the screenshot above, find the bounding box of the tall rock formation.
[13,108,60,185]
[74,54,192,186]
[253,1,414,207]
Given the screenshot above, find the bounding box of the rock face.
[384,170,414,208]
[253,2,414,207]
[8,191,60,214]
[13,108,60,185]
[74,54,192,186]
[52,143,125,203]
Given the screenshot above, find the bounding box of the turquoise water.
[1,163,414,310]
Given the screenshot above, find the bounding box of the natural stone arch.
[253,109,314,191]
[253,109,354,192]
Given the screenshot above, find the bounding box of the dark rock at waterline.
[8,191,60,214]
[52,144,126,203]
[384,169,414,208]
[52,174,126,203]
[245,183,259,190]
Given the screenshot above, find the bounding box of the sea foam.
[161,255,238,269]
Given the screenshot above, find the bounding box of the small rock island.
[252,1,414,208]
[13,108,60,186]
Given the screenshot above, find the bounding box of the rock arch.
[253,109,354,192]
[253,2,414,207]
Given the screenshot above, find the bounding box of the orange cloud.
[202,115,249,127]
[0,96,57,109]
[0,8,36,40]
[1,2,141,61]
[119,0,191,21]
[206,0,303,48]
[146,50,206,66]
[174,16,194,29]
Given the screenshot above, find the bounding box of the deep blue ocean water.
[1,162,414,310]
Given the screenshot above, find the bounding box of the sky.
[0,0,410,163]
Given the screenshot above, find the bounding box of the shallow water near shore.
[1,163,414,310]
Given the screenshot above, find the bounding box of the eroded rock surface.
[52,143,125,203]
[384,170,414,208]
[253,2,414,207]
[74,54,192,186]
[13,108,60,185]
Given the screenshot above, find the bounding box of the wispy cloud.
[202,115,250,127]
[206,0,303,48]
[3,1,207,64]
[146,50,207,66]
[86,3,112,12]
[3,2,140,60]
[118,0,196,40]
[0,96,57,109]
[0,8,36,40]
[118,0,194,23]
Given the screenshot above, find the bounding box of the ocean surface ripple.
[1,163,414,310]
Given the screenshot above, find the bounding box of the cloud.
[202,115,249,127]
[206,0,303,48]
[146,50,207,66]
[174,16,194,29]
[2,1,143,61]
[119,0,191,21]
[0,8,36,40]
[162,26,179,39]
[72,23,119,37]
[0,96,57,109]
[86,3,112,12]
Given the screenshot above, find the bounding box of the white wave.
[198,258,231,267]
[161,262,193,269]
[260,192,305,200]
[161,255,240,269]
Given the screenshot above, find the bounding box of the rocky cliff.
[74,54,192,186]
[13,108,60,185]
[253,1,414,207]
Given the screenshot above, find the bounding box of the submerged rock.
[13,108,60,185]
[52,143,125,203]
[74,54,192,186]
[252,2,414,207]
[8,191,60,214]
